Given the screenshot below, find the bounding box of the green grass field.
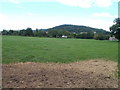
[2,36,118,64]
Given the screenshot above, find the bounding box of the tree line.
[110,18,120,41]
[1,27,110,40]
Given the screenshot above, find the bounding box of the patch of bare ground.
[2,59,118,88]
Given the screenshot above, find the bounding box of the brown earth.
[2,59,118,88]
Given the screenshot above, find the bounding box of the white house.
[109,36,118,41]
[80,32,87,34]
[94,32,96,34]
[46,31,48,34]
[62,35,67,38]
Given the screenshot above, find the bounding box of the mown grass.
[2,36,118,64]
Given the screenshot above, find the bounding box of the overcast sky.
[0,0,119,31]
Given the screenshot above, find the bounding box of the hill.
[47,24,110,34]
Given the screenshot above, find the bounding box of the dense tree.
[76,32,94,39]
[18,28,34,36]
[38,31,47,37]
[19,29,26,36]
[26,28,34,36]
[9,30,14,35]
[34,29,39,37]
[48,29,73,38]
[33,29,47,37]
[110,18,120,41]
[1,30,9,35]
[48,30,58,37]
[94,34,109,40]
[12,31,19,35]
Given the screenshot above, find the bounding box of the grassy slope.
[2,36,118,64]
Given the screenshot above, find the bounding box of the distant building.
[62,35,67,38]
[109,36,118,41]
[80,32,87,34]
[94,32,96,34]
[46,31,48,34]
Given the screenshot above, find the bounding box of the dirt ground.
[2,59,118,88]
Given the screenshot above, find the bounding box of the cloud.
[8,0,19,4]
[0,14,8,30]
[26,12,35,16]
[57,0,118,8]
[1,0,118,7]
[84,19,113,31]
[0,0,118,30]
[57,0,93,8]
[1,0,56,3]
[0,14,7,23]
[93,12,117,18]
[94,0,112,7]
[0,13,113,31]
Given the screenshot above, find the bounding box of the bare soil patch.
[2,59,118,88]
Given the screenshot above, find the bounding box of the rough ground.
[2,59,118,88]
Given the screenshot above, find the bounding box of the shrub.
[94,34,109,40]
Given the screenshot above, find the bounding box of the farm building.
[80,32,87,34]
[62,35,67,38]
[109,36,118,41]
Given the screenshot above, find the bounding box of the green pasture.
[2,36,118,64]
